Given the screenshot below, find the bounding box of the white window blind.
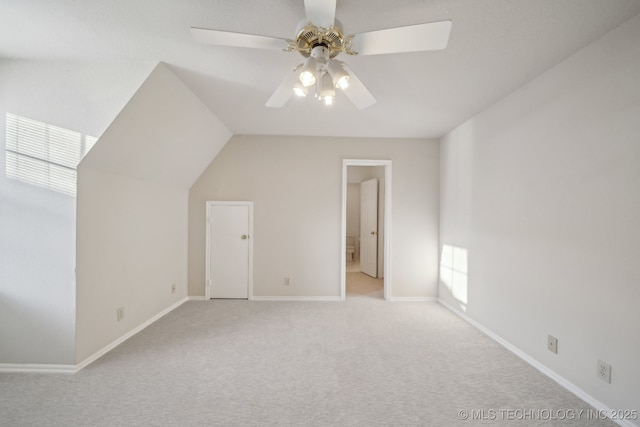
[5,113,96,197]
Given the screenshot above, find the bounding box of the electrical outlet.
[547,335,558,354]
[171,283,176,294]
[284,277,290,286]
[116,307,124,322]
[597,360,611,383]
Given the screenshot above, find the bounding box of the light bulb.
[293,82,308,97]
[319,72,336,106]
[299,70,316,87]
[335,75,349,90]
[327,60,350,90]
[299,56,318,87]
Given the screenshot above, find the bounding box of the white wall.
[76,169,188,362]
[76,63,231,362]
[189,135,439,298]
[439,15,640,414]
[0,172,76,364]
[0,60,153,364]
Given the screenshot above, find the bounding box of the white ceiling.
[2,0,640,139]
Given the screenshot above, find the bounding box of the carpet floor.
[0,271,614,426]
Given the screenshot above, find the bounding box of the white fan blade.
[352,20,452,56]
[304,0,336,28]
[191,27,287,50]
[341,65,376,110]
[266,67,301,108]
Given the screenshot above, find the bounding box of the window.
[5,113,97,197]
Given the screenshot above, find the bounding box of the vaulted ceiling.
[2,0,640,138]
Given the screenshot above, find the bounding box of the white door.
[207,203,251,299]
[360,178,378,277]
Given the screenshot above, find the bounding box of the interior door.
[208,204,250,299]
[360,178,378,277]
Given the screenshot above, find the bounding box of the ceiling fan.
[191,0,451,110]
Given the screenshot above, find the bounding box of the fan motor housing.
[293,19,350,58]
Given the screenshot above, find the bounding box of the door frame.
[205,201,254,300]
[341,159,392,300]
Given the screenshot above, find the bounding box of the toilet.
[346,235,356,262]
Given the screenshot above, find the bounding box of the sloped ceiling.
[80,63,232,189]
[2,0,640,138]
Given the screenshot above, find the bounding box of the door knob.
[370,231,376,235]
[241,235,247,240]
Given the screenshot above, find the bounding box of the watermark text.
[457,408,638,422]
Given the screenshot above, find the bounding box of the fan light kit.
[292,45,351,105]
[191,0,452,110]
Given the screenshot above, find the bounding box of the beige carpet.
[0,280,615,426]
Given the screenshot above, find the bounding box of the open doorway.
[341,160,392,300]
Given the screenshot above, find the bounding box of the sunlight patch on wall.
[440,244,468,309]
[5,113,97,197]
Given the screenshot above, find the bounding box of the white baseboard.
[0,363,77,374]
[389,296,438,302]
[251,296,438,302]
[251,296,341,301]
[437,298,638,427]
[190,295,342,302]
[0,298,190,374]
[75,297,189,371]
